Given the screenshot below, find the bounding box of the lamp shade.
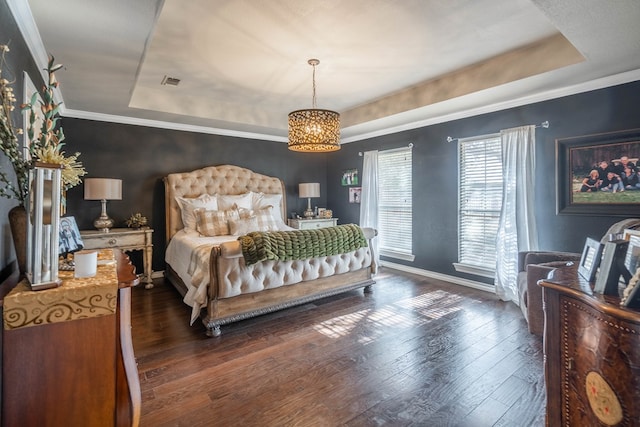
[299,183,320,198]
[84,178,122,200]
[288,109,340,152]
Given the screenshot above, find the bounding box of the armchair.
[519,218,640,337]
[518,251,581,336]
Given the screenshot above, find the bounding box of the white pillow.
[176,194,218,231]
[217,193,254,211]
[252,192,282,211]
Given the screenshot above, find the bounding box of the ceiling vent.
[161,75,181,86]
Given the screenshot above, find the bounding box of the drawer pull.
[108,238,117,246]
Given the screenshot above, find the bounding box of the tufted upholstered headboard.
[164,165,287,242]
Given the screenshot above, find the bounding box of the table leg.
[143,245,153,289]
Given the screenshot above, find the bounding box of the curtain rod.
[358,142,413,157]
[446,120,549,143]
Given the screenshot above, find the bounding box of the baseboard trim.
[380,260,495,293]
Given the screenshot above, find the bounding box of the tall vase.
[8,205,27,275]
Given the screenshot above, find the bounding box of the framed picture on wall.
[349,187,362,203]
[341,169,359,186]
[556,127,640,215]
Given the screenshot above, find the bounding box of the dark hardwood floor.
[131,269,546,427]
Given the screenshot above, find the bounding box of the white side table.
[80,227,154,288]
[287,218,338,230]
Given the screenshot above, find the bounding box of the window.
[454,134,503,278]
[378,146,414,261]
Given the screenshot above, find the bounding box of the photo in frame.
[341,169,359,186]
[621,268,640,308]
[578,237,603,282]
[349,187,362,203]
[594,240,630,295]
[556,128,640,215]
[623,234,640,281]
[59,216,84,257]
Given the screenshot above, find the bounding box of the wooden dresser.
[1,249,141,427]
[540,266,640,426]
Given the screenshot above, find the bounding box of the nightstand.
[288,218,338,230]
[81,227,154,289]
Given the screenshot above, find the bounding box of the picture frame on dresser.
[556,127,640,215]
[621,270,640,308]
[578,237,603,282]
[594,239,630,295]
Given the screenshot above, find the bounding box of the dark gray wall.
[2,0,640,283]
[327,80,640,284]
[61,119,330,270]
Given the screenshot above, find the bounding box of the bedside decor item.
[578,237,603,281]
[26,162,63,290]
[299,182,320,218]
[288,59,340,152]
[84,178,122,232]
[125,212,148,229]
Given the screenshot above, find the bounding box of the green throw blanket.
[239,224,368,265]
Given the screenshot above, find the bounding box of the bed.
[164,164,377,337]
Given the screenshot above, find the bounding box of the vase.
[8,205,27,275]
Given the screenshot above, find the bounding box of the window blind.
[378,147,413,259]
[458,135,503,272]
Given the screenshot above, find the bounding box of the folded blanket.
[239,224,367,265]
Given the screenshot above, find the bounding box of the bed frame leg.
[206,324,222,338]
[364,285,373,294]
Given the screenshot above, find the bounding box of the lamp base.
[303,208,314,218]
[94,215,114,233]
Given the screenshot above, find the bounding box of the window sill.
[453,263,495,279]
[380,249,415,262]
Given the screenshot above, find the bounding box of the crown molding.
[341,69,640,143]
[7,0,66,111]
[9,0,640,145]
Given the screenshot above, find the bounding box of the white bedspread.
[165,230,235,324]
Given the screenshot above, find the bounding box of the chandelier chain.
[311,62,317,109]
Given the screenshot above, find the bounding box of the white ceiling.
[10,0,640,143]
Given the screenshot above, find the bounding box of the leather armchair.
[517,251,581,336]
[518,218,640,337]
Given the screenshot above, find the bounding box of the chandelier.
[288,59,340,152]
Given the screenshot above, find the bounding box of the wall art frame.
[556,128,640,216]
[341,169,358,186]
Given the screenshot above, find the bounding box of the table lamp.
[299,182,320,218]
[84,178,122,232]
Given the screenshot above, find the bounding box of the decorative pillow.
[229,217,259,235]
[252,192,282,211]
[195,208,240,237]
[176,194,218,231]
[217,193,254,211]
[252,206,280,231]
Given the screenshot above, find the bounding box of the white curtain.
[359,150,380,273]
[495,125,539,302]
